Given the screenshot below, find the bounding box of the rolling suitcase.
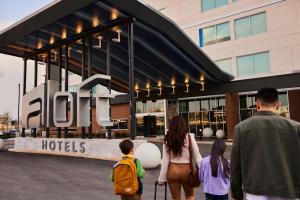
[154,181,167,200]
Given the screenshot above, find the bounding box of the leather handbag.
[188,134,201,187]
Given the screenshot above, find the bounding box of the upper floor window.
[235,12,267,39]
[201,0,228,12]
[200,22,230,47]
[215,58,232,75]
[237,52,270,77]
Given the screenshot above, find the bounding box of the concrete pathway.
[0,144,232,200]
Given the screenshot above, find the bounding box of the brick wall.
[225,93,240,140]
[288,89,300,122]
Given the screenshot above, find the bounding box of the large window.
[179,97,226,138]
[239,93,289,121]
[112,119,129,130]
[215,58,232,74]
[201,0,228,12]
[235,13,267,39]
[237,52,270,77]
[200,22,230,46]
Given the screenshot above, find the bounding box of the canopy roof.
[0,0,233,93]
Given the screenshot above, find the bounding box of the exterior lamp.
[68,47,72,57]
[52,50,58,62]
[112,30,121,43]
[185,77,189,93]
[38,54,47,65]
[135,84,139,98]
[200,75,205,91]
[171,79,176,94]
[93,35,103,49]
[146,82,151,97]
[157,81,162,96]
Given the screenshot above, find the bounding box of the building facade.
[132,0,300,139]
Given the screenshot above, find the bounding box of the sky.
[0,0,53,119]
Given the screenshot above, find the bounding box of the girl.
[199,139,230,200]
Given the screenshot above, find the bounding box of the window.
[112,119,129,130]
[237,52,270,77]
[239,93,289,121]
[201,0,228,12]
[215,58,232,74]
[235,13,267,39]
[200,22,230,46]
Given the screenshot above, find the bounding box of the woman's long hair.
[210,139,230,178]
[164,116,188,157]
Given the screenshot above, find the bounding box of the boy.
[111,139,145,200]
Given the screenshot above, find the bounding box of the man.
[231,88,300,200]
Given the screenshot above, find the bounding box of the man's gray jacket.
[231,111,300,199]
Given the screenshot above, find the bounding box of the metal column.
[81,39,86,139]
[128,22,136,140]
[107,31,112,139]
[88,38,93,139]
[46,51,51,138]
[57,47,62,138]
[21,58,27,137]
[32,55,38,137]
[17,83,20,132]
[64,45,69,138]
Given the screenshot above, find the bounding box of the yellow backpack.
[113,156,139,195]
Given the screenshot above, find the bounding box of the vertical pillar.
[107,31,112,139]
[128,22,136,140]
[81,39,86,139]
[17,83,20,132]
[21,58,27,137]
[225,93,240,140]
[46,51,51,138]
[64,45,69,138]
[57,47,63,138]
[32,55,38,137]
[88,38,93,139]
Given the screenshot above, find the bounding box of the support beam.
[64,45,69,138]
[107,31,112,140]
[46,51,51,138]
[57,47,63,138]
[88,38,93,139]
[33,55,38,137]
[128,22,136,140]
[81,39,86,139]
[22,58,27,137]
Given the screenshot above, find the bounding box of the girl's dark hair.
[164,116,187,157]
[210,139,229,178]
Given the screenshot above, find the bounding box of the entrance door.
[143,116,157,137]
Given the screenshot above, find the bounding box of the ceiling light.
[171,79,175,94]
[185,77,189,93]
[157,80,162,96]
[135,84,139,98]
[200,75,205,91]
[146,82,151,97]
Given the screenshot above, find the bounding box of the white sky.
[0,1,53,119]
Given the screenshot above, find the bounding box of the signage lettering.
[42,140,86,154]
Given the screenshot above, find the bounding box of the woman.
[158,116,202,200]
[199,139,230,200]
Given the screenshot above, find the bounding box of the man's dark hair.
[119,139,134,155]
[256,88,279,105]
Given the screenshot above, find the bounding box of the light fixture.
[92,15,100,27]
[111,8,119,20]
[112,29,121,43]
[171,79,176,94]
[135,84,139,98]
[185,77,189,93]
[52,50,58,62]
[93,35,103,49]
[62,28,67,39]
[37,40,43,49]
[146,82,151,97]
[49,36,55,45]
[157,80,162,96]
[200,75,205,91]
[76,23,83,34]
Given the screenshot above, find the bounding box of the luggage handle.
[154,181,167,200]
